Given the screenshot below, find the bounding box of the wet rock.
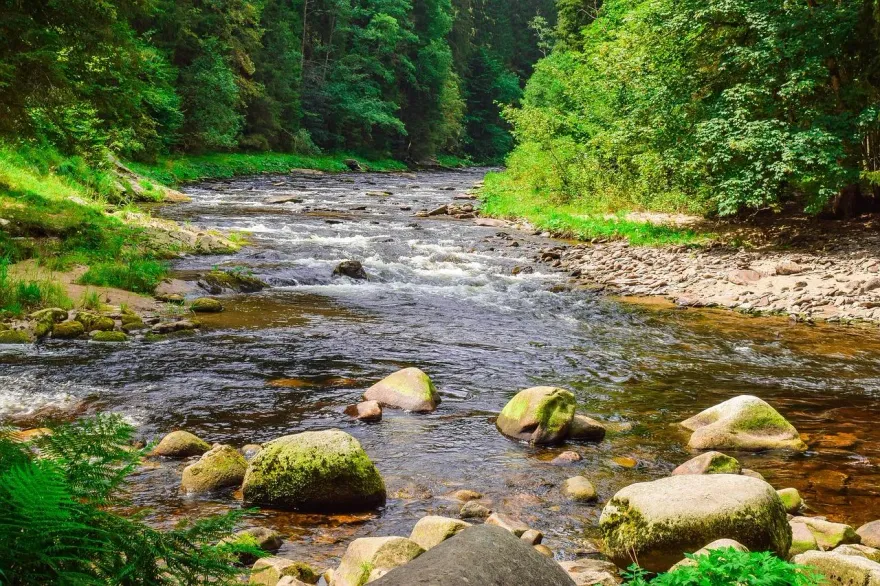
[0,329,30,344]
[680,395,806,451]
[599,474,791,572]
[670,539,749,570]
[858,521,880,549]
[363,367,440,413]
[777,488,803,514]
[562,476,598,503]
[333,260,368,280]
[474,218,508,228]
[344,159,364,172]
[191,297,223,313]
[344,400,382,422]
[446,489,482,502]
[29,308,68,323]
[809,469,850,492]
[332,536,424,586]
[151,319,198,334]
[790,517,860,551]
[459,501,491,519]
[496,386,576,445]
[568,415,606,442]
[551,451,582,465]
[409,516,471,550]
[91,331,128,343]
[156,292,185,304]
[264,195,303,205]
[152,430,211,458]
[242,429,386,512]
[611,456,638,469]
[228,527,284,554]
[485,512,529,537]
[520,529,544,545]
[791,550,880,585]
[52,319,85,339]
[790,520,820,556]
[369,526,576,586]
[250,557,318,586]
[672,451,741,475]
[75,312,115,332]
[199,269,267,293]
[241,444,263,461]
[835,544,880,563]
[181,444,247,494]
[427,205,449,217]
[559,559,622,586]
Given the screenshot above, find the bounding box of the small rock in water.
[409,516,471,550]
[459,501,491,519]
[250,557,317,586]
[611,456,638,469]
[152,430,210,458]
[445,489,483,502]
[776,487,803,514]
[181,444,247,494]
[344,400,382,422]
[496,386,576,445]
[485,512,529,537]
[809,469,850,493]
[190,297,224,313]
[332,260,368,280]
[551,451,582,465]
[520,529,544,545]
[562,476,597,503]
[680,395,806,451]
[568,415,606,442]
[363,367,440,412]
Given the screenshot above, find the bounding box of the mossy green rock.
[681,395,807,451]
[202,270,267,293]
[791,516,860,551]
[599,474,791,572]
[242,429,386,512]
[0,330,30,344]
[190,297,224,313]
[152,430,211,458]
[52,320,85,339]
[496,386,576,445]
[250,557,318,586]
[791,550,880,585]
[75,312,115,332]
[333,536,424,586]
[29,308,68,323]
[672,451,742,475]
[777,488,803,514]
[121,319,146,333]
[363,367,440,412]
[91,331,128,343]
[181,444,247,494]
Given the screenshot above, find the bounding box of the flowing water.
[4,168,880,567]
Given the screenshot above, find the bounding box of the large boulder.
[680,395,807,451]
[496,387,576,445]
[363,368,440,413]
[599,474,791,572]
[791,550,880,585]
[52,320,85,339]
[672,452,741,476]
[331,537,424,586]
[370,526,577,586]
[242,429,386,512]
[181,444,247,494]
[409,516,470,551]
[152,430,211,458]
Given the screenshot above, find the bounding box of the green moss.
[53,320,85,339]
[91,331,128,342]
[732,404,794,433]
[357,562,374,586]
[190,297,223,313]
[706,454,741,474]
[75,312,115,332]
[0,330,29,344]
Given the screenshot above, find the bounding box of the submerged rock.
[459,501,491,519]
[242,429,386,512]
[369,526,576,586]
[551,451,582,465]
[152,430,211,458]
[181,444,247,494]
[191,297,224,313]
[496,386,576,445]
[333,260,368,280]
[363,367,440,412]
[680,395,807,451]
[672,451,741,475]
[409,516,470,551]
[599,474,791,572]
[332,536,424,586]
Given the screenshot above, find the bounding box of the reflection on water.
[3,168,880,566]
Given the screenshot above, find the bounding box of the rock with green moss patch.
[190,297,224,313]
[0,329,30,344]
[363,368,440,412]
[496,386,576,445]
[29,308,68,323]
[121,319,146,333]
[672,451,741,476]
[409,516,470,551]
[91,331,128,343]
[599,474,791,572]
[75,312,115,332]
[182,444,247,494]
[790,519,820,557]
[332,536,424,586]
[52,320,85,339]
[152,430,211,458]
[242,429,386,512]
[777,488,803,514]
[200,270,267,294]
[791,516,860,551]
[250,557,318,586]
[681,395,807,451]
[791,550,880,584]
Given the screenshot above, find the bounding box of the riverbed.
[3,168,880,568]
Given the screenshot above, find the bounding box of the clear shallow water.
[3,168,880,566]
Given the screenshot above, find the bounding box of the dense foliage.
[622,548,822,586]
[504,0,880,215]
[0,415,260,585]
[0,0,554,164]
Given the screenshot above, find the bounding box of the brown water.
[2,168,880,568]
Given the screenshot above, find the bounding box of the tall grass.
[78,260,168,294]
[0,259,72,316]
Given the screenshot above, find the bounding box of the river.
[3,168,880,567]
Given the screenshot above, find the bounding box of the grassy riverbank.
[479,172,711,246]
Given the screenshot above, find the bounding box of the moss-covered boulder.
[0,329,30,344]
[496,387,576,445]
[152,430,211,458]
[672,451,741,476]
[74,312,115,332]
[52,320,85,339]
[182,444,247,494]
[791,516,860,551]
[791,550,880,584]
[599,474,791,572]
[363,368,439,413]
[790,520,820,557]
[200,270,267,294]
[191,297,224,313]
[562,476,598,503]
[121,319,146,333]
[568,414,606,442]
[250,557,318,586]
[91,331,128,343]
[777,488,803,514]
[680,395,807,451]
[29,307,68,323]
[332,536,424,586]
[242,429,386,512]
[409,516,471,551]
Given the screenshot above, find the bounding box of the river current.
[3,169,880,566]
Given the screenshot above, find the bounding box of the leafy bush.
[622,548,822,586]
[0,414,262,585]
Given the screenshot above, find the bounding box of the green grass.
[128,152,409,186]
[480,172,711,246]
[0,259,72,317]
[436,154,476,168]
[78,260,168,294]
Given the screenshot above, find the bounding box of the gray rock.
[559,559,622,586]
[568,415,606,442]
[680,395,806,451]
[791,550,880,585]
[333,260,368,280]
[459,501,490,519]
